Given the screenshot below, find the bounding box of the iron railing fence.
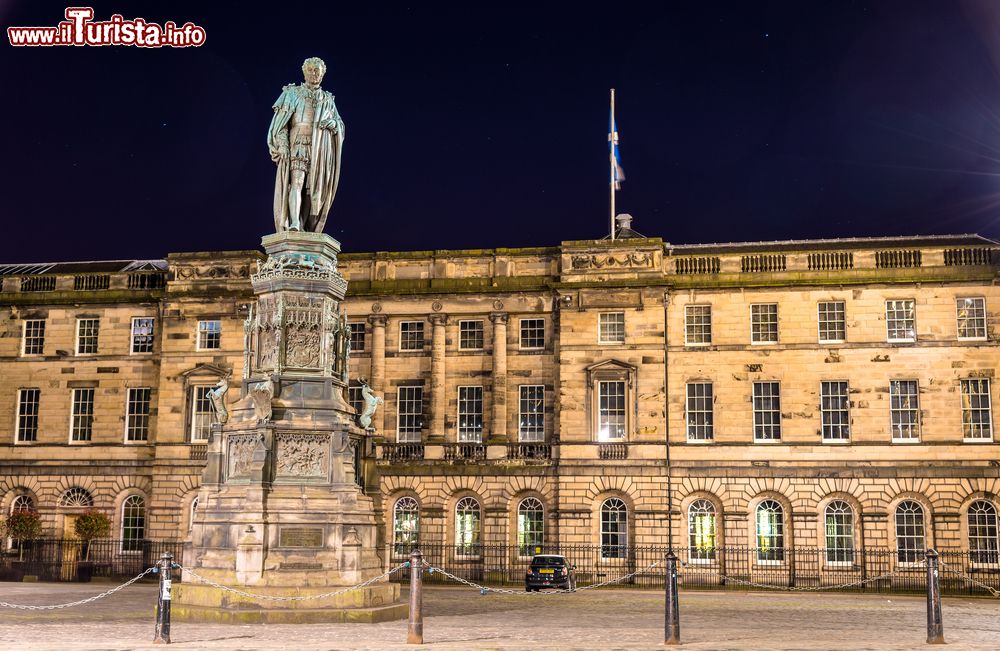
[383,544,1000,597]
[1,539,184,583]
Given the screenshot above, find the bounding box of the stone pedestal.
[174,231,404,624]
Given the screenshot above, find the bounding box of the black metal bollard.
[153,552,173,645]
[407,549,424,645]
[925,549,944,645]
[664,551,680,645]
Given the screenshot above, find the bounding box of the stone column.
[489,312,509,443]
[429,315,448,442]
[368,314,387,433]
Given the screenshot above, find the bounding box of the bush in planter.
[74,510,111,561]
[3,510,42,561]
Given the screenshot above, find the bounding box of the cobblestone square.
[1,583,999,650]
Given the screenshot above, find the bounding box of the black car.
[525,554,576,591]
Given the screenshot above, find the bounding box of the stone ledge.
[171,601,407,624]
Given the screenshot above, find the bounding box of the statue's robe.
[267,83,344,233]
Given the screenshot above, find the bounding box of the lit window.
[956,297,987,340]
[890,380,920,442]
[459,320,484,350]
[817,301,845,343]
[885,300,916,342]
[393,496,420,556]
[518,385,545,442]
[756,500,785,562]
[197,320,222,350]
[517,497,544,556]
[597,380,626,441]
[688,500,717,562]
[684,305,712,345]
[457,386,484,442]
[961,379,993,441]
[895,500,925,564]
[396,387,423,442]
[190,386,216,442]
[825,501,854,564]
[121,495,146,553]
[968,501,999,565]
[15,389,40,443]
[599,312,626,344]
[519,319,545,349]
[70,388,95,442]
[820,381,850,442]
[126,388,151,442]
[22,320,45,356]
[59,487,94,508]
[600,498,628,559]
[76,318,100,354]
[751,304,778,344]
[455,496,481,556]
[686,382,714,442]
[131,318,155,354]
[752,382,781,442]
[399,321,425,351]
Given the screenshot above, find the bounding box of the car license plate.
[539,568,554,574]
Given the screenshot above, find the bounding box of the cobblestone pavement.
[1,581,999,650]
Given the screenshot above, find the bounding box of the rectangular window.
[70,388,95,442]
[15,389,40,443]
[597,380,626,441]
[961,379,993,441]
[817,301,846,343]
[890,380,920,442]
[131,317,155,354]
[22,320,45,356]
[518,385,545,442]
[459,320,484,350]
[399,321,425,351]
[348,385,365,415]
[348,322,366,352]
[820,381,851,442]
[686,382,714,442]
[457,386,484,442]
[519,318,545,349]
[957,297,987,340]
[751,304,778,344]
[76,318,100,354]
[752,382,781,442]
[685,305,712,345]
[125,388,151,442]
[197,320,222,350]
[396,386,423,442]
[190,386,215,442]
[886,299,916,342]
[598,312,626,344]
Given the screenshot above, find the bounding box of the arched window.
[120,495,146,553]
[393,497,420,555]
[755,500,784,562]
[688,500,717,562]
[517,498,544,556]
[600,498,628,559]
[10,494,34,514]
[188,496,200,533]
[968,501,999,565]
[59,487,94,508]
[895,500,925,564]
[455,497,480,556]
[824,501,854,564]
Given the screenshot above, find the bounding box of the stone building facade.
[1,233,999,566]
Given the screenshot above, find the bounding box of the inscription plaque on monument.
[278,526,325,548]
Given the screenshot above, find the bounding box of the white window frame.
[21,319,45,356]
[824,500,855,566]
[596,380,627,442]
[956,297,987,341]
[347,385,365,415]
[120,494,146,554]
[961,378,993,442]
[750,303,779,345]
[15,388,40,444]
[348,322,366,353]
[600,498,628,560]
[817,301,846,344]
[518,385,545,442]
[69,387,95,444]
[598,312,626,345]
[885,299,916,343]
[894,500,926,566]
[457,385,484,443]
[684,305,712,346]
[75,318,100,355]
[454,496,481,558]
[889,379,920,443]
[124,387,152,444]
[396,386,423,443]
[130,317,155,354]
[820,380,851,443]
[458,319,485,351]
[398,321,425,352]
[688,499,717,564]
[968,500,999,566]
[755,500,785,565]
[752,381,781,443]
[196,320,222,351]
[392,496,420,557]
[685,382,714,443]
[518,318,545,350]
[516,497,544,557]
[189,385,216,443]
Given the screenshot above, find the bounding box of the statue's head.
[302,57,327,88]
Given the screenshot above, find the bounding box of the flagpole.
[610,88,616,241]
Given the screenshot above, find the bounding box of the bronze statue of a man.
[267,57,345,233]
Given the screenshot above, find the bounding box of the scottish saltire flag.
[609,111,625,189]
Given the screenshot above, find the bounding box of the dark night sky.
[4,1,1000,263]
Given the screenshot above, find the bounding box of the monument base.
[172,581,406,624]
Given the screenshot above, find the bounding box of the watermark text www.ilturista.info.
[7,7,206,47]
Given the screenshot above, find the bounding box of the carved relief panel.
[274,432,330,480]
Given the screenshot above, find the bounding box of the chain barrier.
[938,560,1000,598]
[0,566,156,610]
[178,562,410,602]
[421,560,661,595]
[713,570,899,592]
